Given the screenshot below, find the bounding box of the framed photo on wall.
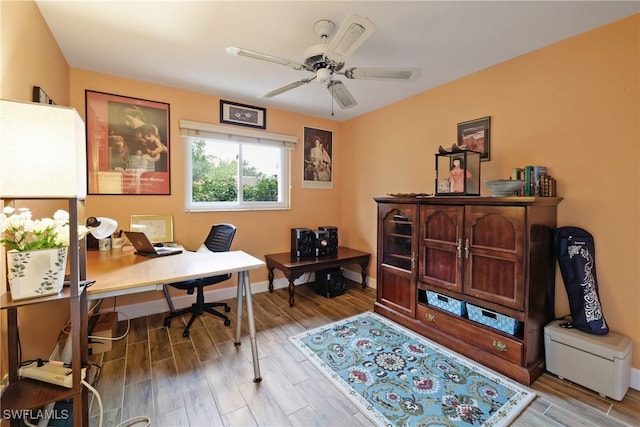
[220,100,266,129]
[85,90,171,195]
[130,214,174,243]
[303,126,333,189]
[457,116,491,161]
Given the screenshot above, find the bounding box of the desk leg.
[235,270,262,382]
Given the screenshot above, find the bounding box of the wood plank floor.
[89,283,639,426]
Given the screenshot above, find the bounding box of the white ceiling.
[36,1,639,122]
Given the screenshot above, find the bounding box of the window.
[181,120,296,211]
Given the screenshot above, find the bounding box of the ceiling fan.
[226,14,421,110]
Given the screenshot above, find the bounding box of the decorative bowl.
[484,180,526,197]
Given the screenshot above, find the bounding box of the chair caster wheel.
[224,318,231,327]
[182,330,190,338]
[224,306,231,313]
[163,319,171,327]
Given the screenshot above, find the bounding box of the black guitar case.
[553,226,609,335]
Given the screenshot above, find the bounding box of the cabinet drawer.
[417,304,523,365]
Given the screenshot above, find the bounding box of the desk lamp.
[86,217,118,239]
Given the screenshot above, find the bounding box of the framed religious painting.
[302,126,333,189]
[85,90,171,195]
[457,116,491,161]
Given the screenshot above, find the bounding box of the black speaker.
[314,229,329,256]
[315,268,345,298]
[291,228,316,258]
[318,226,338,254]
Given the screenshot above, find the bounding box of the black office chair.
[163,224,236,337]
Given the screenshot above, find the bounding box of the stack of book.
[511,166,557,197]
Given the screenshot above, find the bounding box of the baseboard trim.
[113,268,375,321]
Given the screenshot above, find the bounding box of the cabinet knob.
[425,313,436,322]
[456,239,462,259]
[492,340,508,352]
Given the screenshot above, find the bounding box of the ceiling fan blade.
[226,47,308,71]
[342,67,422,82]
[326,80,357,109]
[324,14,375,64]
[262,76,317,98]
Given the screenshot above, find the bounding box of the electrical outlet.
[19,362,86,388]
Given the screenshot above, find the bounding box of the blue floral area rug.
[289,312,535,427]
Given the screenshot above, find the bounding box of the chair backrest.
[203,223,236,253]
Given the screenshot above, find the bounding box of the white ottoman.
[544,320,632,401]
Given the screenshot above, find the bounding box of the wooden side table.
[264,246,371,307]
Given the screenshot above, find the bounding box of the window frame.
[181,120,296,212]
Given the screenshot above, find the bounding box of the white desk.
[86,249,265,382]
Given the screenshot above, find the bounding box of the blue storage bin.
[467,303,521,335]
[426,291,466,316]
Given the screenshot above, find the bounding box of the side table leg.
[360,264,368,289]
[288,278,296,307]
[268,266,274,292]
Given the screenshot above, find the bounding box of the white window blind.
[180,120,297,149]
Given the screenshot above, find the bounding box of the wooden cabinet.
[1,198,88,427]
[376,203,417,318]
[374,196,561,385]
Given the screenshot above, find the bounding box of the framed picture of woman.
[85,90,171,195]
[303,126,333,189]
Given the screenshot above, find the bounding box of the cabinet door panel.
[464,206,525,309]
[419,205,463,292]
[380,205,415,271]
[379,268,415,316]
[377,204,417,317]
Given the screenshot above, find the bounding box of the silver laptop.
[124,231,182,258]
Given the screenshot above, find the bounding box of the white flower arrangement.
[0,206,88,252]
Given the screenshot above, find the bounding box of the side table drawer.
[417,304,523,365]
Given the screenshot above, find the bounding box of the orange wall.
[341,14,640,367]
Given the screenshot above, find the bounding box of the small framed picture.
[32,86,55,105]
[457,116,491,161]
[130,214,174,243]
[220,100,266,129]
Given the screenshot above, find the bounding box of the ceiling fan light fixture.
[316,68,331,84]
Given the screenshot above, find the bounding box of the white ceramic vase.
[7,247,68,300]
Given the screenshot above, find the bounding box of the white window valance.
[180,120,297,149]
